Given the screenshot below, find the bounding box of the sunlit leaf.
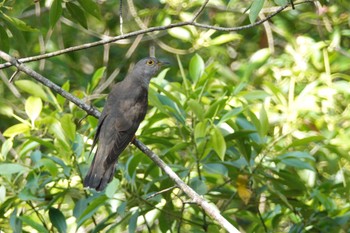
[25,96,42,127]
[3,123,30,138]
[210,125,226,160]
[189,54,205,83]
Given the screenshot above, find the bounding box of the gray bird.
[84,57,167,191]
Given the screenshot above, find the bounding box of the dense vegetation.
[1,0,350,232]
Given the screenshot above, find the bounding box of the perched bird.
[84,57,167,191]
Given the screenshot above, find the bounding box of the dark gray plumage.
[83,57,166,191]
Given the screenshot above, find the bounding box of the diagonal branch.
[0,51,240,233]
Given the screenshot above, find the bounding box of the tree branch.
[0,1,306,70]
[0,51,240,233]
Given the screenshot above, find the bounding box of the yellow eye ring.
[146,60,155,66]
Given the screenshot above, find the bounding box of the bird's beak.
[157,60,170,67]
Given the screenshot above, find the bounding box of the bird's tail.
[83,154,116,191]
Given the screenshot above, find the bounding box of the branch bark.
[0,51,240,232]
[0,1,303,70]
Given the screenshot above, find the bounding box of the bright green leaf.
[25,96,42,126]
[60,114,76,141]
[169,27,191,41]
[49,208,67,233]
[210,125,226,160]
[189,54,205,83]
[90,67,106,92]
[3,123,30,138]
[209,34,241,46]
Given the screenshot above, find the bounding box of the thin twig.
[0,1,308,70]
[191,0,210,22]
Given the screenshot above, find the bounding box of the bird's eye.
[146,60,155,66]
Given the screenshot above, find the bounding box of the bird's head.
[134,57,169,84]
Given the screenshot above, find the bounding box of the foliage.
[1,0,350,232]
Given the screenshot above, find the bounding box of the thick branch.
[0,51,240,232]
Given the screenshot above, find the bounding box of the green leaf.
[280,158,315,171]
[25,96,42,126]
[187,99,204,121]
[3,123,30,138]
[15,80,48,101]
[0,163,29,175]
[49,119,70,148]
[128,209,139,233]
[40,158,58,177]
[190,177,208,195]
[279,151,315,161]
[210,125,226,160]
[1,13,36,31]
[10,209,22,233]
[49,0,62,28]
[189,54,205,83]
[89,67,106,92]
[19,216,49,233]
[259,105,269,137]
[219,107,243,124]
[287,136,325,148]
[249,0,265,23]
[49,208,67,233]
[66,2,88,29]
[209,34,241,46]
[78,195,108,226]
[78,0,102,20]
[203,163,228,176]
[57,81,70,107]
[60,114,76,141]
[169,27,191,41]
[274,0,288,6]
[0,26,9,52]
[1,138,13,160]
